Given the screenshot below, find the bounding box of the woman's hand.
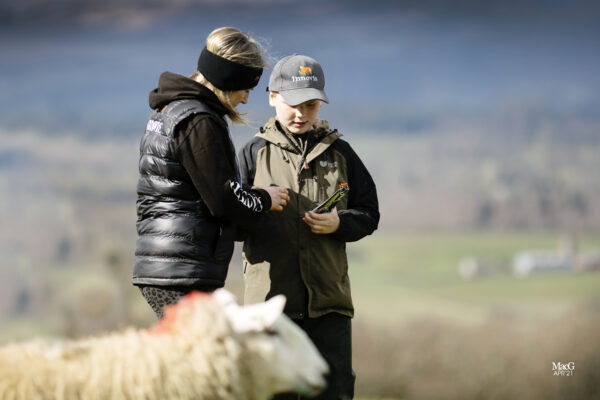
[303,208,340,234]
[261,186,290,212]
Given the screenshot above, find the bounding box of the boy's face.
[269,93,322,135]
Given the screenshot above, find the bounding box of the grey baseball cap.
[267,54,329,106]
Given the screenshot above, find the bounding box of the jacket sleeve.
[173,114,271,221]
[234,136,270,239]
[330,140,380,242]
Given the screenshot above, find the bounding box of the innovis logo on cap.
[292,66,318,82]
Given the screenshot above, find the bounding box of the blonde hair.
[194,27,268,124]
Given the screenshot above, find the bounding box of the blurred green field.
[348,231,600,325]
[4,230,597,339]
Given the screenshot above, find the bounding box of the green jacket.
[237,118,379,319]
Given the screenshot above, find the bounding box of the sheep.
[0,289,329,400]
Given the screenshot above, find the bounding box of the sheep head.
[213,289,330,399]
[151,289,328,399]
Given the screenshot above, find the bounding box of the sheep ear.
[262,294,286,327]
[228,295,287,334]
[212,289,246,328]
[212,288,238,308]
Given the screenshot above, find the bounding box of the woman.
[133,27,289,318]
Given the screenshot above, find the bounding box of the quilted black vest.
[133,99,232,288]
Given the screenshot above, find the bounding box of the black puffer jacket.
[133,72,271,288]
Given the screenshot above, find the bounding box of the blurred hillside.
[1,0,598,233]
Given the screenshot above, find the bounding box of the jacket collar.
[257,117,341,160]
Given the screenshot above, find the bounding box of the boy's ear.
[268,92,278,107]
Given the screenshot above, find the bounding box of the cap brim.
[279,88,329,106]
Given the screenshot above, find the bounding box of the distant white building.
[512,251,572,277]
[459,235,600,280]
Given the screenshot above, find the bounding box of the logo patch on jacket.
[146,119,163,133]
[320,160,338,168]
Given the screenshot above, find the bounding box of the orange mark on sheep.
[150,291,212,335]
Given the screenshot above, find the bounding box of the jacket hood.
[148,71,228,116]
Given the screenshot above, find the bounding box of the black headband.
[197,47,263,91]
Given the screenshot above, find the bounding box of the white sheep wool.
[0,289,329,400]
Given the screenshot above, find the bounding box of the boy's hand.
[261,186,289,212]
[303,207,340,234]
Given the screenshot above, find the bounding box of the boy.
[238,54,379,399]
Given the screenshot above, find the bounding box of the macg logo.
[552,361,575,376]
